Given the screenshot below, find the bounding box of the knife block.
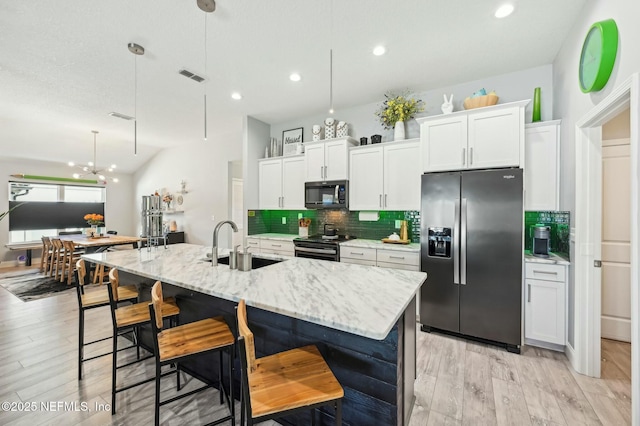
[299,227,309,237]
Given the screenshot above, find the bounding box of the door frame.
[573,73,639,425]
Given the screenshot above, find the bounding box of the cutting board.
[381,238,411,245]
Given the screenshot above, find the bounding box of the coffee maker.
[532,225,551,258]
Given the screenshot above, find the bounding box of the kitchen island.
[83,243,426,426]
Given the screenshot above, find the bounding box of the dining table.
[59,234,143,253]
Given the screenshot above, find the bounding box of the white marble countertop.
[524,251,570,265]
[246,233,298,241]
[82,243,427,340]
[340,239,421,253]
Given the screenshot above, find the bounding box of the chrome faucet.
[211,220,239,266]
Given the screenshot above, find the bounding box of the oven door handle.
[294,246,337,255]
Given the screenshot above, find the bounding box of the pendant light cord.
[204,14,208,141]
[329,0,334,114]
[93,132,97,172]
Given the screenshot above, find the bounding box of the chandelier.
[68,130,119,183]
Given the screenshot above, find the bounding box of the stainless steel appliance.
[420,168,523,353]
[532,225,551,258]
[304,180,348,209]
[293,234,357,261]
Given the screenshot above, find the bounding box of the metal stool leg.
[78,309,84,380]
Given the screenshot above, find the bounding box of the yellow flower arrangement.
[84,213,104,226]
[375,91,425,130]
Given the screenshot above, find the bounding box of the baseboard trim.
[525,338,565,352]
[565,340,577,369]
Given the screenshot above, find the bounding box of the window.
[8,182,106,242]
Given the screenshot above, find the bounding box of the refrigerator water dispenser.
[428,227,452,258]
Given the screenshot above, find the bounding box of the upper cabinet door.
[281,156,305,209]
[420,116,467,172]
[467,106,520,169]
[384,142,421,210]
[324,139,350,180]
[305,143,325,181]
[258,159,283,209]
[525,122,560,211]
[349,146,384,210]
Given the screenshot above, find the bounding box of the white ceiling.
[0,0,587,174]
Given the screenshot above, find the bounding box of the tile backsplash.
[524,211,570,257]
[248,210,421,243]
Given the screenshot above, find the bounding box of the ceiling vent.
[108,112,134,121]
[179,69,206,83]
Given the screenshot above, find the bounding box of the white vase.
[394,121,406,141]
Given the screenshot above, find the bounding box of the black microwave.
[304,180,348,209]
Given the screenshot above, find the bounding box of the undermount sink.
[203,256,282,269]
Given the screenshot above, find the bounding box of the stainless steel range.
[293,234,357,262]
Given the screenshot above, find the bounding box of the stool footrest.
[159,384,211,407]
[116,354,154,370]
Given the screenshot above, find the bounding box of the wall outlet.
[282,217,286,225]
[297,213,303,219]
[395,220,401,229]
[211,215,215,222]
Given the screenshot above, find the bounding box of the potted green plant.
[375,91,425,141]
[0,203,22,223]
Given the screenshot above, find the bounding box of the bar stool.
[61,240,83,284]
[149,281,235,426]
[75,259,138,380]
[107,269,180,414]
[40,236,53,274]
[237,299,343,426]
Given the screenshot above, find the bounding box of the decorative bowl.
[463,94,499,110]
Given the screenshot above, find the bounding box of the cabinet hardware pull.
[249,242,258,245]
[324,165,327,178]
[351,252,364,255]
[379,194,383,207]
[470,147,474,164]
[272,244,282,247]
[281,196,284,207]
[528,284,531,302]
[320,166,323,179]
[389,255,405,260]
[533,270,558,275]
[384,194,388,208]
[462,148,466,166]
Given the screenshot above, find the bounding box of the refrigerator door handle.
[453,199,460,284]
[461,198,467,285]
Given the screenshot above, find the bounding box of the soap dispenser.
[238,246,252,271]
[230,245,240,269]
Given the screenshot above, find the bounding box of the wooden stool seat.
[237,299,343,425]
[80,285,138,308]
[157,316,235,362]
[115,297,180,328]
[248,345,344,418]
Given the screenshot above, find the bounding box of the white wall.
[0,157,134,265]
[552,0,640,349]
[270,65,554,144]
[134,132,243,250]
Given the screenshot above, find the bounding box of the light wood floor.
[0,266,632,425]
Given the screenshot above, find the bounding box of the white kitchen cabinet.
[525,120,561,211]
[349,140,420,211]
[304,137,357,182]
[525,262,567,348]
[258,156,305,209]
[260,239,294,256]
[418,100,528,173]
[246,237,261,254]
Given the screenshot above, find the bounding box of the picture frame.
[282,127,304,145]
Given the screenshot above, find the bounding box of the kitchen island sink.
[201,255,282,269]
[83,243,426,425]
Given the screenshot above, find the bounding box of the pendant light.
[198,0,215,141]
[69,131,119,183]
[128,42,145,155]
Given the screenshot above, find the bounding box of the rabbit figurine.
[441,94,454,114]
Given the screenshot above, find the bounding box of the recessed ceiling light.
[68,161,75,167]
[495,4,514,18]
[373,45,386,56]
[289,73,301,82]
[231,92,242,100]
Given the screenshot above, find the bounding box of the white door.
[305,143,325,181]
[601,138,631,342]
[281,156,305,209]
[349,146,384,210]
[420,116,467,172]
[468,106,520,169]
[258,159,282,209]
[384,142,420,210]
[525,123,559,210]
[324,139,349,180]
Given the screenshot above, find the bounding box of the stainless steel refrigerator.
[420,168,523,353]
